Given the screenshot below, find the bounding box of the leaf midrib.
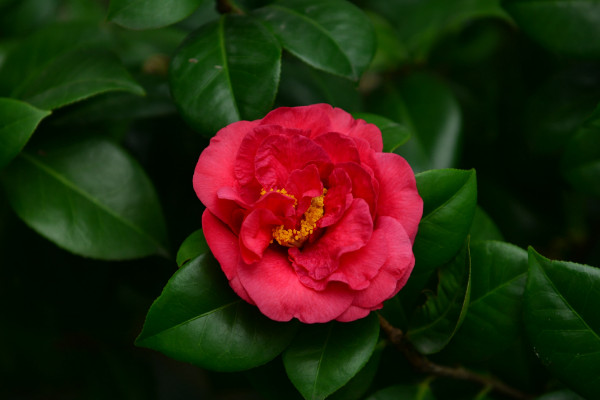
[20,151,167,255]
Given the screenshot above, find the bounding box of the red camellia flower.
[193,104,423,323]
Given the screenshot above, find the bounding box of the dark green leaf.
[469,207,504,242]
[368,0,509,60]
[328,341,384,400]
[365,383,436,400]
[137,254,298,371]
[503,0,600,58]
[176,229,209,267]
[254,0,375,80]
[107,0,206,30]
[276,57,361,111]
[12,48,144,111]
[413,168,477,270]
[369,73,462,172]
[0,98,50,170]
[407,240,471,354]
[535,390,586,400]
[366,11,409,71]
[442,241,527,362]
[170,15,281,135]
[1,136,169,260]
[562,104,600,197]
[283,313,380,400]
[524,248,600,399]
[352,112,410,153]
[0,22,111,96]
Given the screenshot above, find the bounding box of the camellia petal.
[194,104,423,323]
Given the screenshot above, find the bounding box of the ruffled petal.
[285,164,323,215]
[374,152,423,242]
[194,120,259,224]
[202,210,253,304]
[313,131,361,164]
[290,199,373,288]
[337,161,378,218]
[327,107,383,152]
[254,133,332,189]
[239,208,282,264]
[335,305,371,322]
[236,249,354,323]
[259,104,334,136]
[320,167,353,228]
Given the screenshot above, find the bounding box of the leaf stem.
[378,315,534,400]
[216,0,244,15]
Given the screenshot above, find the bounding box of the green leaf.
[413,168,477,270]
[176,229,209,267]
[107,0,206,30]
[170,15,281,135]
[469,206,503,242]
[365,383,436,400]
[502,0,600,58]
[254,0,375,80]
[0,98,50,170]
[407,239,471,354]
[367,0,509,61]
[12,48,144,111]
[535,390,587,400]
[283,313,380,400]
[1,136,169,260]
[137,254,298,371]
[352,112,410,153]
[0,22,111,96]
[524,248,600,399]
[328,341,384,400]
[366,11,409,72]
[562,104,600,197]
[441,241,527,362]
[369,73,462,172]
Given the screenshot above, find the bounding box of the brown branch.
[378,315,534,400]
[216,0,244,14]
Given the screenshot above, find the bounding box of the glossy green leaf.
[170,15,281,135]
[469,207,504,242]
[254,0,375,80]
[1,136,169,260]
[328,341,384,400]
[413,168,477,270]
[370,73,462,172]
[137,254,298,371]
[503,0,600,58]
[12,48,144,111]
[442,241,527,362]
[365,383,436,400]
[367,0,509,60]
[277,57,361,111]
[176,229,209,267]
[562,104,600,197]
[107,0,206,30]
[352,112,410,153]
[283,313,380,400]
[524,248,600,399]
[408,240,471,354]
[0,98,50,170]
[0,22,111,96]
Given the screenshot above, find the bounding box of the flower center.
[262,187,327,248]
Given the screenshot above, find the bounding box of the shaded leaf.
[137,254,298,371]
[352,112,410,153]
[176,229,209,267]
[107,0,206,30]
[469,206,504,242]
[13,48,144,111]
[1,136,169,260]
[524,248,600,399]
[441,241,527,362]
[370,73,462,172]
[365,383,437,400]
[254,0,375,80]
[413,168,477,270]
[283,313,379,400]
[562,104,600,197]
[408,240,471,354]
[170,15,281,135]
[0,98,50,170]
[503,0,600,58]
